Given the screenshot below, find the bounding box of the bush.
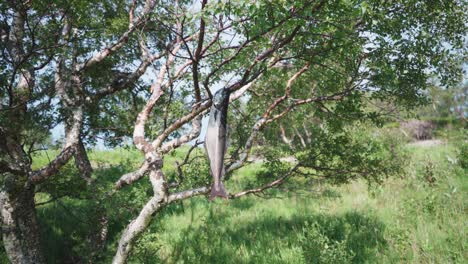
[458,143,468,169]
[300,222,354,264]
[421,117,465,128]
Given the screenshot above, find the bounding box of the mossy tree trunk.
[0,134,46,264]
[0,186,45,264]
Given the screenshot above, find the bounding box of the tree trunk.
[112,169,167,264]
[0,131,46,264]
[0,183,46,264]
[74,137,93,184]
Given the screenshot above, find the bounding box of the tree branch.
[227,63,310,172]
[78,0,157,71]
[229,164,300,199]
[31,106,83,183]
[167,186,209,203]
[115,162,150,189]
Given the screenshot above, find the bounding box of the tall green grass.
[121,142,466,264]
[8,140,466,263]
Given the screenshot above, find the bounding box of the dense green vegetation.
[2,127,461,263]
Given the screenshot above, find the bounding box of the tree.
[0,0,155,261]
[0,0,465,263]
[417,81,467,122]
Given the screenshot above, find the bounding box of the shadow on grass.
[168,207,386,264]
[33,162,386,264]
[35,163,138,264]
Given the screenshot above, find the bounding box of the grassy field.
[21,138,468,263]
[122,142,466,264]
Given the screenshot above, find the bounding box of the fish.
[205,88,230,200]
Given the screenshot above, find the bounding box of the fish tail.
[209,181,228,200]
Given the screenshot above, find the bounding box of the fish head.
[213,88,230,108]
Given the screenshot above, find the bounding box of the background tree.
[417,81,467,122]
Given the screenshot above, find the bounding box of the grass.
[24,139,468,263]
[125,142,465,264]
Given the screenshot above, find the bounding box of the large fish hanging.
[205,88,230,200]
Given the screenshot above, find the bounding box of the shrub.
[300,222,354,264]
[458,143,468,169]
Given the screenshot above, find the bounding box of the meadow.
[12,128,464,264]
[128,141,466,263]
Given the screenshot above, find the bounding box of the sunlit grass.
[133,142,466,263]
[28,141,468,263]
